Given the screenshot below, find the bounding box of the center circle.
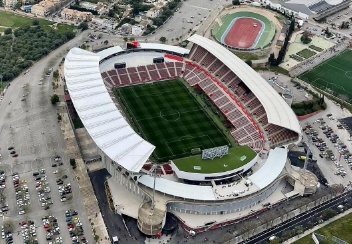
[345,71,352,79]
[160,109,180,121]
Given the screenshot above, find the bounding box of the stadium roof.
[98,43,189,62]
[138,176,216,200]
[249,148,287,188]
[98,46,124,60]
[188,34,301,135]
[64,48,155,172]
[138,148,287,200]
[138,43,190,55]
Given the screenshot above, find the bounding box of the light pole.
[0,74,3,94]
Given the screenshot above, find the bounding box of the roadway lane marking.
[184,3,211,10]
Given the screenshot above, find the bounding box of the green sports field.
[298,49,352,103]
[173,146,256,173]
[212,12,275,49]
[114,79,230,162]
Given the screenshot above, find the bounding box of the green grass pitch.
[298,49,352,102]
[296,48,316,59]
[114,79,231,162]
[173,146,256,173]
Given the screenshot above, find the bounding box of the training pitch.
[114,79,230,161]
[298,49,352,102]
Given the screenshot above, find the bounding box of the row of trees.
[0,22,75,81]
[268,18,295,66]
[292,96,327,116]
[152,0,181,27]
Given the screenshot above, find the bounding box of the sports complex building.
[64,35,318,236]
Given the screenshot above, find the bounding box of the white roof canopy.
[188,34,301,135]
[64,48,155,172]
[249,147,287,188]
[138,175,216,201]
[98,43,189,62]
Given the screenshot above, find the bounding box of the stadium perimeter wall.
[170,155,258,181]
[167,178,283,215]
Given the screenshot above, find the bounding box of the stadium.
[212,11,275,50]
[64,35,317,236]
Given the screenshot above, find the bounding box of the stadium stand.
[101,42,299,150]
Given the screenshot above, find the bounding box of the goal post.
[191,148,201,154]
[202,146,229,160]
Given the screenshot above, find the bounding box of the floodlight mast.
[304,135,312,171]
[151,164,158,211]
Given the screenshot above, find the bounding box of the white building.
[131,26,143,36]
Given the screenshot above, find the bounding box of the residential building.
[61,8,93,21]
[146,7,160,18]
[132,26,143,36]
[31,0,55,16]
[4,0,18,8]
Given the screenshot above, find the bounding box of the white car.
[19,210,25,215]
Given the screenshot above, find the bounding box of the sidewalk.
[286,209,352,243]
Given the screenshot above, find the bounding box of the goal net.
[202,146,229,160]
[191,148,201,154]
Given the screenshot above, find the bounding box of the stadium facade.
[64,35,318,236]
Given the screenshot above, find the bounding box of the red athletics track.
[224,18,262,49]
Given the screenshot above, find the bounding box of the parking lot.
[258,71,311,103]
[0,36,93,244]
[303,6,352,40]
[300,100,352,186]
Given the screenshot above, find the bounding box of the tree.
[78,22,88,31]
[108,9,115,18]
[32,19,40,26]
[3,219,14,233]
[322,208,337,220]
[129,37,135,41]
[104,40,109,45]
[159,36,167,43]
[70,158,77,169]
[53,70,59,80]
[268,53,276,65]
[301,31,312,44]
[50,94,60,105]
[123,37,128,42]
[340,21,349,29]
[232,0,240,5]
[57,113,62,121]
[4,28,12,35]
[245,60,252,67]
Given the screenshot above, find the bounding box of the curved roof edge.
[64,47,155,173]
[138,148,286,200]
[98,43,190,62]
[249,147,287,188]
[187,34,301,135]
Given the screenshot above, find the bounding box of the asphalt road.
[89,169,145,244]
[0,30,93,244]
[243,191,352,244]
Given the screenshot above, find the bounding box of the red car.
[19,221,27,226]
